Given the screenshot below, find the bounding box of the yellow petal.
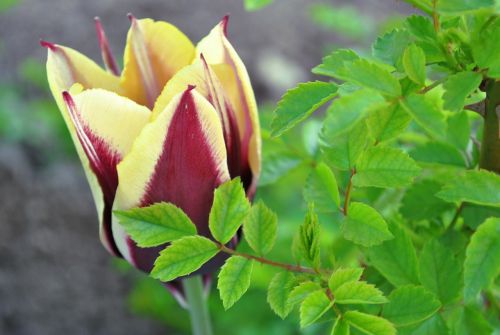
[121,17,196,108]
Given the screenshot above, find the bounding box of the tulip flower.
[42,15,261,300]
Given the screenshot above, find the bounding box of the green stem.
[182,276,213,335]
[479,80,500,173]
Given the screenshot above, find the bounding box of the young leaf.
[288,281,322,308]
[328,268,364,292]
[271,81,338,137]
[366,102,411,143]
[304,162,340,213]
[267,271,296,319]
[243,201,278,255]
[400,93,446,138]
[312,49,360,79]
[300,290,332,328]
[366,223,420,287]
[243,0,273,11]
[443,71,482,112]
[372,29,411,68]
[405,15,436,42]
[217,256,254,310]
[382,285,441,327]
[151,236,219,282]
[332,317,350,335]
[436,169,500,207]
[341,202,393,247]
[340,59,401,97]
[114,202,196,247]
[293,205,321,268]
[400,180,453,221]
[353,147,421,188]
[344,311,396,335]
[402,44,426,85]
[419,239,462,305]
[334,281,388,305]
[463,217,500,302]
[209,178,251,244]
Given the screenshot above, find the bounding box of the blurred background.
[0,0,415,334]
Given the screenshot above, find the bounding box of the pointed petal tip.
[127,13,136,22]
[186,84,196,92]
[221,14,229,36]
[40,39,57,51]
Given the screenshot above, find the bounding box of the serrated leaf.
[410,141,466,167]
[366,102,412,142]
[344,311,396,335]
[366,223,420,287]
[400,93,446,138]
[293,205,321,268]
[304,162,340,213]
[341,202,393,247]
[288,281,322,308]
[332,317,350,335]
[151,236,219,282]
[271,81,338,137]
[267,271,296,319]
[437,0,494,14]
[328,268,364,292]
[405,15,436,42]
[400,180,453,221]
[114,202,197,247]
[463,217,500,302]
[372,29,411,69]
[436,169,500,207]
[382,285,441,327]
[443,72,482,112]
[300,290,332,328]
[418,239,462,305]
[471,18,500,78]
[449,306,493,335]
[403,44,426,85]
[209,178,251,244]
[408,314,449,335]
[353,147,421,188]
[243,0,273,11]
[217,256,253,310]
[243,201,277,255]
[340,59,401,97]
[334,281,388,305]
[260,151,301,185]
[312,49,360,79]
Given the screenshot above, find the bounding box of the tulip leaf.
[243,201,278,255]
[271,81,338,137]
[382,285,441,327]
[209,178,251,244]
[353,147,421,188]
[151,236,219,282]
[300,290,332,328]
[303,162,340,213]
[328,268,364,292]
[442,71,483,112]
[267,271,296,319]
[402,44,426,86]
[341,202,393,247]
[463,217,500,302]
[333,281,388,305]
[114,202,197,247]
[344,311,396,335]
[217,256,254,310]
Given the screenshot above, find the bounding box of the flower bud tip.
[39,39,56,51]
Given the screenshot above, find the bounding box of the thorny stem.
[343,169,356,215]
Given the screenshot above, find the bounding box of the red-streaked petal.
[94,17,120,76]
[113,87,230,271]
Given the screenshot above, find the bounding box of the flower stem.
[182,276,213,335]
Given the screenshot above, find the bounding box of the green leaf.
[366,223,420,287]
[332,317,350,335]
[400,93,446,138]
[409,314,449,335]
[151,236,219,282]
[471,18,500,78]
[334,281,388,305]
[288,281,322,308]
[293,205,321,268]
[437,0,494,14]
[340,59,401,97]
[217,256,253,310]
[322,89,384,139]
[449,306,493,335]
[271,81,338,137]
[366,102,412,142]
[372,29,411,69]
[243,201,277,255]
[341,202,393,247]
[400,180,453,221]
[447,111,470,150]
[402,44,426,85]
[419,239,462,305]
[260,151,301,185]
[353,147,421,188]
[463,217,500,302]
[410,141,466,167]
[405,15,436,42]
[209,178,251,244]
[304,162,340,213]
[436,169,500,207]
[382,285,441,327]
[300,290,332,328]
[329,268,364,292]
[322,119,368,171]
[312,49,360,79]
[443,72,483,112]
[243,0,273,11]
[344,311,396,335]
[462,204,500,230]
[267,271,296,319]
[114,202,197,247]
